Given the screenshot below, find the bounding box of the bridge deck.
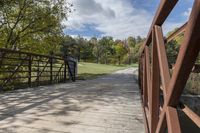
[0,68,144,133]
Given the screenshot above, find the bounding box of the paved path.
[0,68,144,133]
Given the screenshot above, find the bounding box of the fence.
[138,0,200,132]
[0,48,77,91]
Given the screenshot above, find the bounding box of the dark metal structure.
[0,48,77,91]
[139,0,200,132]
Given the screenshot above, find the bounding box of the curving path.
[0,68,144,133]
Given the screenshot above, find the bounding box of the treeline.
[61,36,144,64]
[0,0,144,65]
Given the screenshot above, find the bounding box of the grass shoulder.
[77,62,138,80]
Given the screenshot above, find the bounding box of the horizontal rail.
[0,48,63,60]
[166,22,187,43]
[179,102,200,128]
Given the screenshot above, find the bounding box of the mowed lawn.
[77,62,137,80]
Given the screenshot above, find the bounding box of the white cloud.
[162,21,184,35]
[183,8,192,18]
[69,34,93,40]
[64,0,183,39]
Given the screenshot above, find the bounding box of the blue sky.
[64,0,193,39]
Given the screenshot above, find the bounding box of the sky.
[64,0,194,39]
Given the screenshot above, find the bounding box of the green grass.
[77,62,137,80]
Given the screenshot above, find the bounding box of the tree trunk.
[96,57,99,64]
[129,54,131,65]
[78,48,80,61]
[105,53,107,64]
[118,56,121,65]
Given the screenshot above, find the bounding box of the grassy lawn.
[77,62,138,80]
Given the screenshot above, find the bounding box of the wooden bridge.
[138,0,200,133]
[0,67,144,133]
[0,0,200,133]
[0,46,145,133]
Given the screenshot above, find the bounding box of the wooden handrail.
[138,0,200,132]
[166,22,187,43]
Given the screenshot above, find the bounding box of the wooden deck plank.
[0,68,144,133]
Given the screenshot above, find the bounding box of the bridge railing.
[138,0,200,132]
[0,48,77,91]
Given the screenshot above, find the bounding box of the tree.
[75,36,85,61]
[80,39,94,62]
[0,0,72,54]
[60,35,78,57]
[127,36,136,47]
[136,36,143,44]
[131,42,141,63]
[114,41,127,65]
[98,36,114,64]
[166,40,180,65]
[90,37,102,63]
[126,37,136,64]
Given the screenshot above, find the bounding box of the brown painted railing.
[139,0,200,133]
[0,48,77,91]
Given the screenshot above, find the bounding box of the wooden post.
[28,55,32,87]
[149,28,160,133]
[64,60,67,82]
[37,57,40,86]
[50,56,53,84]
[73,61,76,81]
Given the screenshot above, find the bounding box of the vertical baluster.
[73,61,76,81]
[143,53,147,106]
[64,60,68,82]
[150,28,160,133]
[145,46,150,108]
[37,57,40,86]
[28,55,32,87]
[50,56,53,84]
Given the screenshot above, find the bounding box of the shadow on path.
[0,68,144,133]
